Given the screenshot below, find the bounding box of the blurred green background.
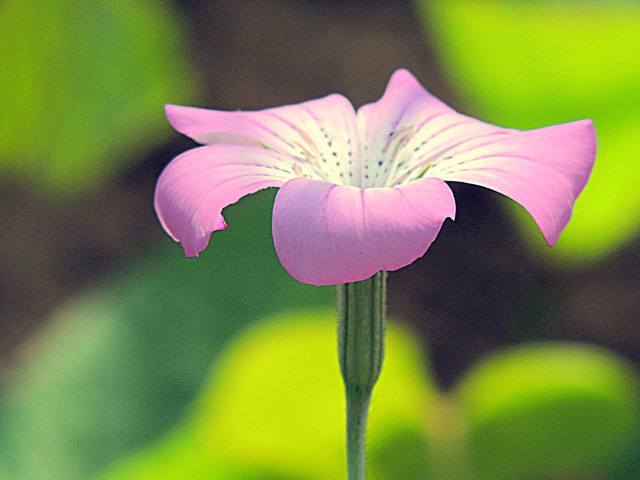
[0,0,639,479]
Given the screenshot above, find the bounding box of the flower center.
[287,127,355,186]
[284,122,431,189]
[360,124,424,189]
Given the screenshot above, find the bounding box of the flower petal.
[358,69,595,244]
[429,119,596,245]
[166,95,359,184]
[356,69,507,188]
[272,177,456,286]
[155,144,292,256]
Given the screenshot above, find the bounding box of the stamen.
[297,128,319,152]
[259,141,277,152]
[292,162,305,177]
[290,128,324,165]
[415,162,433,179]
[293,141,318,162]
[382,125,416,154]
[388,129,415,162]
[286,126,347,184]
[378,125,417,188]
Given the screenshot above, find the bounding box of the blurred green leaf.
[0,190,332,480]
[368,423,432,480]
[194,311,438,480]
[91,426,252,480]
[417,0,640,261]
[455,343,640,480]
[95,310,438,480]
[0,0,197,195]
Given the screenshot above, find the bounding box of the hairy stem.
[337,271,387,480]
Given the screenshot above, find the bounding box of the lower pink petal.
[432,119,596,245]
[272,177,456,285]
[154,145,290,256]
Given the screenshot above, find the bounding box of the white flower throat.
[283,123,435,190]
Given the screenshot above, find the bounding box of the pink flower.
[155,69,596,286]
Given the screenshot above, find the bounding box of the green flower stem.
[337,271,387,480]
